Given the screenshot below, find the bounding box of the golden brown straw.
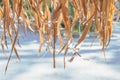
[0,0,117,71]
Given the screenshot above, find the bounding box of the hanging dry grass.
[0,0,118,71]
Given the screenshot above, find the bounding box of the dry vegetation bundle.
[0,0,119,72]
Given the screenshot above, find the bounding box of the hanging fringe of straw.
[0,0,116,71]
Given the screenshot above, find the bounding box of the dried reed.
[0,0,118,72]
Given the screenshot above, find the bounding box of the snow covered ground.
[0,22,120,80]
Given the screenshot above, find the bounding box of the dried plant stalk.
[0,0,117,71]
